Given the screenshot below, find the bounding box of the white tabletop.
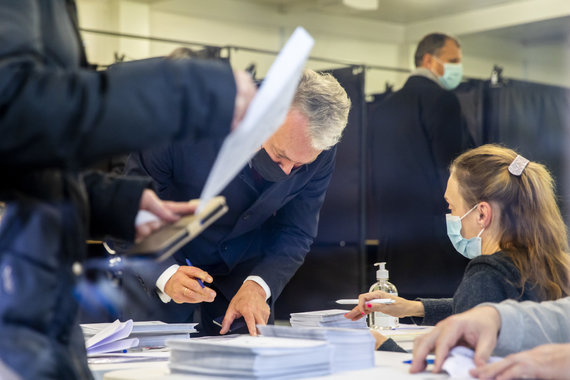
[98,351,448,380]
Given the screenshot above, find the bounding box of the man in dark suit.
[0,1,257,378]
[124,69,351,336]
[368,33,473,298]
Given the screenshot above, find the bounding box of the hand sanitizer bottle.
[368,262,398,330]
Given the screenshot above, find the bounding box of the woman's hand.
[344,291,425,321]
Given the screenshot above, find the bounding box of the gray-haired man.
[124,69,351,336]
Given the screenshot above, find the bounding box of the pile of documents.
[290,309,368,329]
[258,324,375,372]
[81,319,197,355]
[167,335,333,379]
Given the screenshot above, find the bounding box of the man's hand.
[344,290,424,321]
[470,344,570,380]
[135,190,198,242]
[410,306,501,374]
[164,266,216,304]
[220,280,270,336]
[231,70,257,131]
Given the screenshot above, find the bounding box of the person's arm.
[411,260,511,326]
[410,297,570,375]
[220,148,337,335]
[84,171,199,241]
[0,2,236,170]
[490,298,570,356]
[411,298,453,326]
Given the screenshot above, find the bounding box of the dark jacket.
[415,251,543,326]
[0,1,235,379]
[368,74,472,297]
[124,141,337,332]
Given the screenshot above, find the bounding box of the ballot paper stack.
[167,335,333,379]
[290,309,368,329]
[258,324,375,372]
[81,320,197,355]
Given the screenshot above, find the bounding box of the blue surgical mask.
[434,57,463,90]
[446,204,485,259]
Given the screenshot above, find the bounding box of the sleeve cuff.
[245,275,271,301]
[479,301,524,356]
[155,264,180,303]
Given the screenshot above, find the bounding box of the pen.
[402,359,434,365]
[185,258,205,288]
[335,298,395,305]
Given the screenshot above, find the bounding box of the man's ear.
[421,53,433,69]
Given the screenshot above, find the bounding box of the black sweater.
[414,250,542,326]
[379,251,543,352]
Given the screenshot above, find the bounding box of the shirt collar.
[409,67,444,88]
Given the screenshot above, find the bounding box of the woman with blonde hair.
[346,144,570,350]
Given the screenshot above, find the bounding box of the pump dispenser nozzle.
[374,262,389,280]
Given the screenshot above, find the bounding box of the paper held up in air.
[197,27,315,212]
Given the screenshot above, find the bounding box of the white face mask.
[446,204,485,259]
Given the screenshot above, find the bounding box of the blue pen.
[185,258,205,288]
[402,358,435,365]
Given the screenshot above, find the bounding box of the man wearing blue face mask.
[122,69,351,336]
[368,33,474,299]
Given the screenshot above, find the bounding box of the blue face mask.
[446,204,485,259]
[434,58,463,90]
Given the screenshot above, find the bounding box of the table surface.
[91,325,440,380]
[96,351,448,380]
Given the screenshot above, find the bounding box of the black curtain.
[456,79,570,220]
[275,66,366,319]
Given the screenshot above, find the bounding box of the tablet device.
[127,196,228,262]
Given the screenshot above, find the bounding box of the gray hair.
[291,69,351,151]
[414,33,460,67]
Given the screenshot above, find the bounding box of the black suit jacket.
[368,75,472,296]
[126,144,337,303]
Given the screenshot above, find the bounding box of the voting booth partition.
[455,78,570,218]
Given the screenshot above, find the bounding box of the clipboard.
[127,196,228,262]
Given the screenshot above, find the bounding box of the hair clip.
[508,155,529,176]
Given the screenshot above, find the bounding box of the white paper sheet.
[442,346,503,378]
[197,27,314,212]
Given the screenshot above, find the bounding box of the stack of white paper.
[167,335,333,379]
[81,320,197,355]
[258,324,375,372]
[290,309,368,329]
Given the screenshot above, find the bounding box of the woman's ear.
[477,202,493,228]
